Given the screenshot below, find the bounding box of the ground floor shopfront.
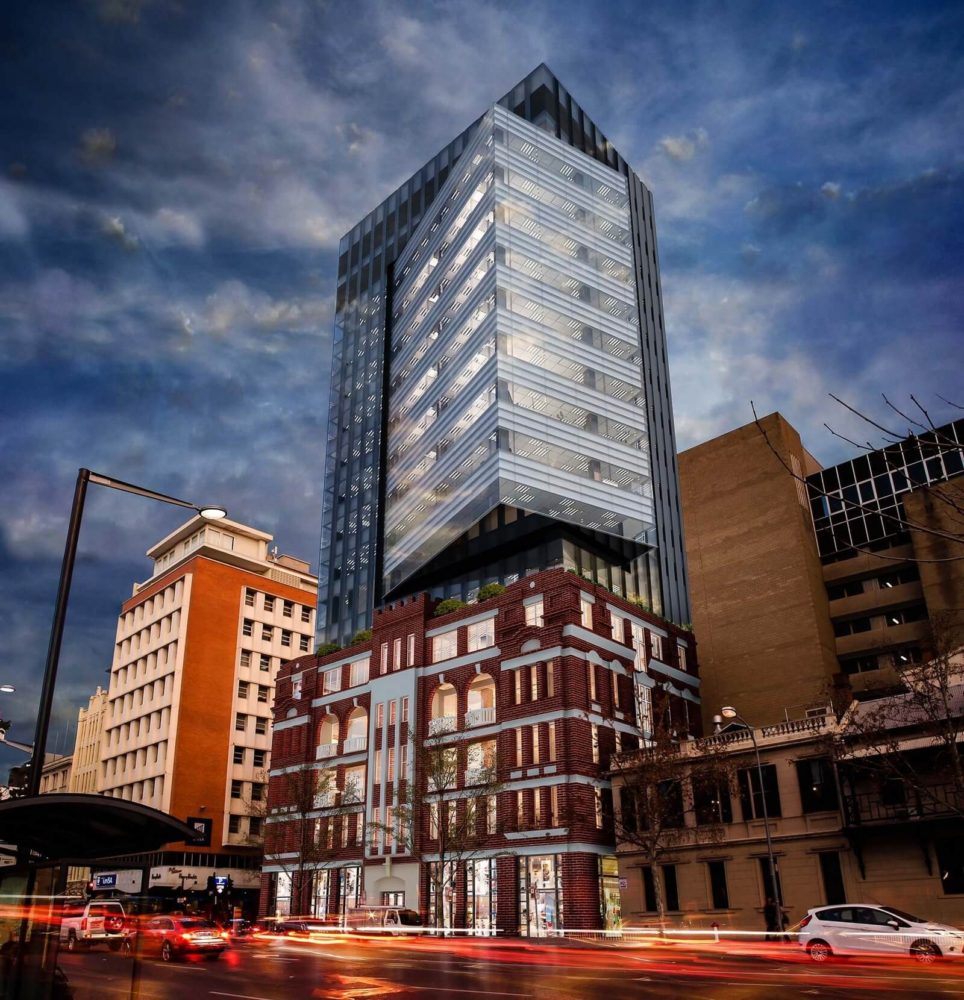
[261,850,623,936]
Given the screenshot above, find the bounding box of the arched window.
[465,675,496,727]
[317,715,338,759]
[345,707,368,752]
[429,683,458,735]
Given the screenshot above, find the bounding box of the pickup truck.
[60,900,128,952]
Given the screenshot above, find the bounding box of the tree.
[609,715,734,929]
[263,763,364,917]
[834,617,964,822]
[379,729,503,928]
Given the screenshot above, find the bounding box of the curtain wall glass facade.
[385,107,652,593]
[319,64,690,645]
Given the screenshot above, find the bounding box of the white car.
[797,904,964,963]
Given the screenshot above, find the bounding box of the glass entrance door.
[520,855,562,937]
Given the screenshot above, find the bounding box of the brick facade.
[264,567,699,934]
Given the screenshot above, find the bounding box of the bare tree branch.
[751,402,964,557]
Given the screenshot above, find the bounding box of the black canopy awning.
[0,794,198,861]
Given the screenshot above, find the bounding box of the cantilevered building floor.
[319,64,689,646]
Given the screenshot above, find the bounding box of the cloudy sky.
[0,0,961,764]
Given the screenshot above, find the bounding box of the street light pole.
[720,706,782,920]
[27,468,226,798]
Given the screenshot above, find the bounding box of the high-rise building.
[319,65,689,645]
[94,516,317,916]
[680,413,964,726]
[68,686,109,795]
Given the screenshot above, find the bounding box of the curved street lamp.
[720,705,783,924]
[28,468,226,797]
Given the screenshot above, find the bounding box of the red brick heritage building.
[262,567,699,936]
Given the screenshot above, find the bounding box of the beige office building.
[95,516,317,914]
[68,687,109,794]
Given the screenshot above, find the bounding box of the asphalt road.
[55,934,964,999]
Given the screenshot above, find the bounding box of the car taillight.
[81,918,87,931]
[799,915,812,928]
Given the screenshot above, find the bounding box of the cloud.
[79,127,118,166]
[101,214,139,251]
[657,128,709,162]
[0,182,28,238]
[821,181,842,199]
[95,0,149,24]
[151,208,205,247]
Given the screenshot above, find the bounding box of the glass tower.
[319,65,690,645]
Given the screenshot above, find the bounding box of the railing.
[316,743,338,759]
[694,730,752,750]
[760,717,828,738]
[464,707,496,728]
[343,736,367,754]
[843,783,964,826]
[429,716,457,736]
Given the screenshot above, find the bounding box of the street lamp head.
[0,685,14,694]
[197,505,228,521]
[720,706,738,720]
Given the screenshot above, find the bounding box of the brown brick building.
[264,567,699,935]
[680,414,964,728]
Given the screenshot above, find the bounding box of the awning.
[0,793,198,862]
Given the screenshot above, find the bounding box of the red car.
[134,916,227,961]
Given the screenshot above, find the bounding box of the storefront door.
[520,855,563,937]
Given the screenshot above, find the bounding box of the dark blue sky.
[0,0,961,765]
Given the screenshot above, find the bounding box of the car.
[797,904,964,963]
[134,916,227,962]
[60,900,129,952]
[346,906,423,933]
[278,917,331,936]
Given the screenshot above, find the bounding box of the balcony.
[429,716,457,736]
[464,707,496,728]
[343,736,368,754]
[316,743,338,759]
[843,782,964,826]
